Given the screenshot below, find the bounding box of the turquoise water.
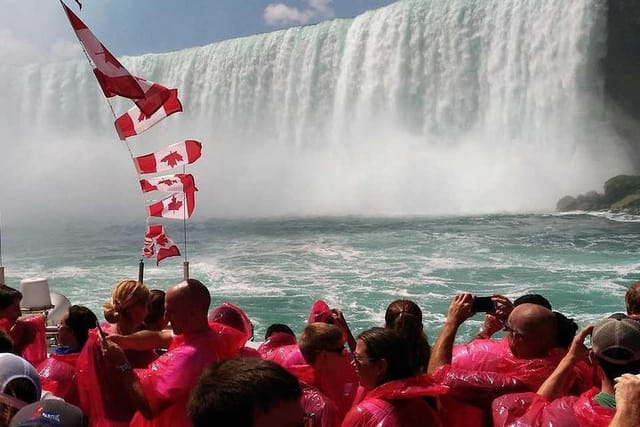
[2,213,639,342]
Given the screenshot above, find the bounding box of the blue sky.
[0,0,397,65]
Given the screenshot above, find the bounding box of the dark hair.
[384,300,430,374]
[357,327,413,385]
[513,294,552,310]
[265,323,295,340]
[0,329,12,353]
[553,311,578,348]
[188,358,302,427]
[625,281,640,316]
[144,289,166,326]
[65,305,98,349]
[298,323,343,365]
[0,285,21,310]
[597,357,640,383]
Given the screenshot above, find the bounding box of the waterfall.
[0,0,631,224]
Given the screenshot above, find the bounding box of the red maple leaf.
[159,179,177,187]
[156,234,169,246]
[160,151,184,167]
[97,47,121,71]
[167,195,183,212]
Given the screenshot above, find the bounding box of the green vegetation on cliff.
[556,175,640,213]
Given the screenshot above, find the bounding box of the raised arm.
[106,329,173,351]
[536,325,593,401]
[428,293,474,374]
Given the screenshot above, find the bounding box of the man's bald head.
[169,279,211,313]
[166,279,211,335]
[506,303,558,359]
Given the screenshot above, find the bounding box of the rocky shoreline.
[556,175,640,213]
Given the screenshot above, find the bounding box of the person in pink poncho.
[208,302,260,358]
[0,285,47,366]
[342,327,446,427]
[493,313,640,427]
[268,300,357,369]
[257,323,297,359]
[37,305,97,406]
[293,322,358,426]
[100,279,224,427]
[76,280,158,426]
[428,295,572,426]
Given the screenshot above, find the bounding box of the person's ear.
[375,358,388,380]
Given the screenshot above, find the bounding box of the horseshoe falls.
[0,0,632,225]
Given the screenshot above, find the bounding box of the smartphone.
[96,321,107,339]
[472,296,496,312]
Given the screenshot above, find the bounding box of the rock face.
[605,0,640,167]
[605,0,640,121]
[556,175,640,213]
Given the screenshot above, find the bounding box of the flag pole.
[138,259,144,284]
[182,165,189,280]
[0,211,4,285]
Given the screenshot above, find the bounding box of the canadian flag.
[134,140,202,175]
[115,89,182,140]
[133,77,172,117]
[143,224,181,265]
[147,191,196,219]
[61,2,145,100]
[140,174,196,194]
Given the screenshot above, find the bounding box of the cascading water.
[0,0,631,225]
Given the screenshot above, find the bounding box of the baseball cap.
[0,353,41,398]
[592,313,640,365]
[9,400,85,427]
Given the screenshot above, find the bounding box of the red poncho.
[341,375,447,427]
[0,315,47,366]
[492,388,616,427]
[257,332,297,359]
[130,328,223,427]
[435,338,568,402]
[289,365,341,427]
[38,352,80,406]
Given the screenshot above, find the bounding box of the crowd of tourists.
[1,277,640,427]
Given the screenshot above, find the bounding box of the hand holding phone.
[96,321,107,340]
[472,296,496,313]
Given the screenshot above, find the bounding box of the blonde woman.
[76,280,155,427]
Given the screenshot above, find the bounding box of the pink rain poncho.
[257,331,297,359]
[272,346,358,420]
[289,365,340,427]
[264,343,307,367]
[130,328,223,427]
[435,338,568,401]
[308,300,351,345]
[431,337,575,425]
[492,388,615,427]
[77,331,138,427]
[341,375,447,427]
[37,352,81,406]
[208,302,259,357]
[0,315,47,366]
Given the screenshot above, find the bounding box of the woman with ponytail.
[384,300,431,375]
[77,280,155,427]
